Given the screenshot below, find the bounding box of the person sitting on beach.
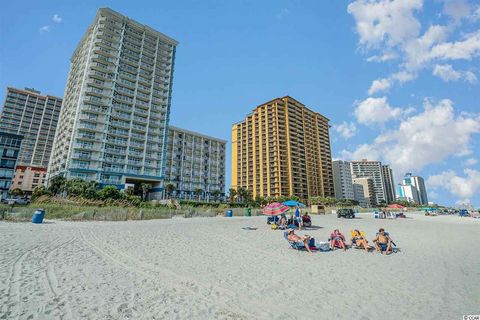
[302,212,312,227]
[329,229,347,251]
[373,228,393,255]
[278,213,287,229]
[287,229,313,253]
[350,229,370,252]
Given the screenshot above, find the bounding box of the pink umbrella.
[262,202,290,216]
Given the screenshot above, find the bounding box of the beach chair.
[350,230,367,248]
[283,231,317,251]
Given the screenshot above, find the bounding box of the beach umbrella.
[387,204,405,209]
[262,202,290,216]
[283,200,306,207]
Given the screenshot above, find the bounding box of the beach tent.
[283,200,306,207]
[262,202,290,216]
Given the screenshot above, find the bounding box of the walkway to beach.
[1,213,478,319]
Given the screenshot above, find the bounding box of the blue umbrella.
[283,200,306,207]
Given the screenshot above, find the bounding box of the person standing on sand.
[295,205,303,230]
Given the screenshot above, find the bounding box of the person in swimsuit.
[373,228,392,255]
[350,229,370,252]
[287,229,312,253]
[302,212,312,227]
[330,229,347,251]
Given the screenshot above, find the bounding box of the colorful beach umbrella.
[283,200,306,207]
[262,202,290,216]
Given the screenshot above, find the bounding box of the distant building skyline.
[397,173,428,205]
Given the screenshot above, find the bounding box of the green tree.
[228,188,237,203]
[32,186,52,200]
[98,185,122,200]
[211,190,221,202]
[236,187,247,203]
[140,183,152,201]
[165,183,176,199]
[9,188,24,197]
[194,188,203,201]
[48,175,67,196]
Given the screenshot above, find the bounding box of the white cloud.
[52,14,62,23]
[368,78,391,95]
[347,0,423,48]
[368,71,417,94]
[354,96,413,124]
[433,64,477,83]
[366,52,398,62]
[344,99,480,175]
[428,169,480,199]
[333,121,357,139]
[463,158,478,166]
[442,0,472,21]
[39,25,50,33]
[429,31,480,61]
[348,1,479,92]
[276,8,289,20]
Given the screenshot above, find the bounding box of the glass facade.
[0,132,22,199]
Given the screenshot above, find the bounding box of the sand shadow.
[304,225,323,230]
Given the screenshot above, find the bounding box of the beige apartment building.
[231,96,334,202]
[352,177,375,207]
[10,166,47,192]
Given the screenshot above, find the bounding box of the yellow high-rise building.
[231,96,334,202]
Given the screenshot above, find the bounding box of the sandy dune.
[0,212,479,319]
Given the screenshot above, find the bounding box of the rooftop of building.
[232,95,330,126]
[6,87,63,101]
[168,125,227,144]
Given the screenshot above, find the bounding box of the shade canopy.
[387,204,406,209]
[283,200,306,207]
[262,202,290,216]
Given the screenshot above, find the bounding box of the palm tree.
[236,187,246,203]
[194,188,203,201]
[140,183,152,201]
[165,183,176,199]
[228,188,237,203]
[211,190,221,202]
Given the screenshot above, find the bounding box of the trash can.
[374,212,379,219]
[32,209,45,224]
[226,210,233,217]
[245,208,251,216]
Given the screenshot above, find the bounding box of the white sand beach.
[1,213,479,320]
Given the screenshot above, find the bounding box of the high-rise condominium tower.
[231,96,334,201]
[351,159,394,205]
[48,8,177,197]
[381,164,396,203]
[164,126,226,200]
[398,173,428,205]
[333,160,354,200]
[0,87,62,192]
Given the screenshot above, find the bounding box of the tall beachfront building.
[0,132,22,199]
[164,126,226,200]
[48,8,178,198]
[0,87,62,193]
[381,164,396,203]
[350,160,385,204]
[231,96,334,201]
[333,160,354,200]
[397,173,428,205]
[352,177,375,207]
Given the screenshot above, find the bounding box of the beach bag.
[271,224,278,230]
[308,238,315,247]
[317,242,330,252]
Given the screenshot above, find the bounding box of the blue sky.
[1,0,479,206]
